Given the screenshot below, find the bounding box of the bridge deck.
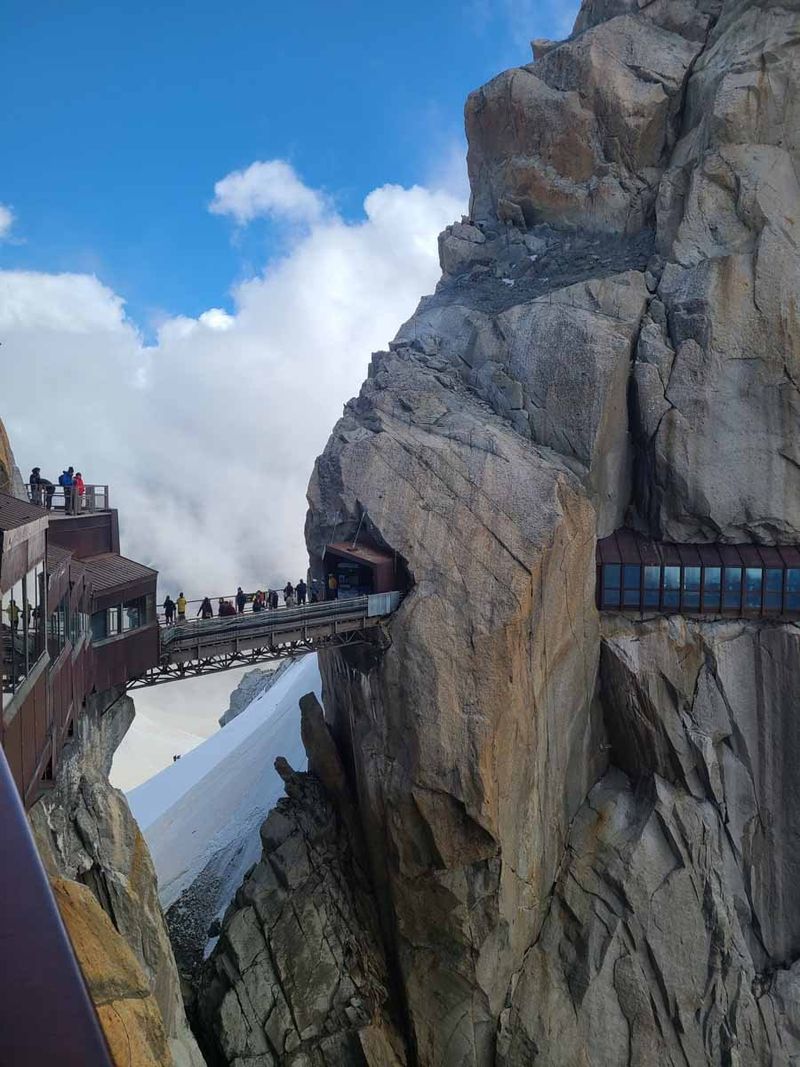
[128,592,401,688]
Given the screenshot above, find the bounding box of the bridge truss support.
[126,629,367,689]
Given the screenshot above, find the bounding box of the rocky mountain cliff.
[30,690,205,1067]
[196,3,800,1064]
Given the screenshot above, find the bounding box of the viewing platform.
[129,592,402,687]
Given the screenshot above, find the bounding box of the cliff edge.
[197,2,800,1063]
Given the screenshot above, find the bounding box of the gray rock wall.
[30,690,205,1067]
[200,1,800,1063]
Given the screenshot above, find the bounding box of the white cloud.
[1,166,464,601]
[0,203,15,241]
[209,160,327,225]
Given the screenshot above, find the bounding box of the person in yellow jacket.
[176,592,188,622]
[5,597,20,629]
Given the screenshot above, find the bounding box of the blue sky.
[2,0,577,328]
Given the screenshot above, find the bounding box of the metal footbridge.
[128,591,401,688]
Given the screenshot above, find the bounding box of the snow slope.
[128,656,318,935]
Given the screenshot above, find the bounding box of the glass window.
[622,565,641,608]
[48,593,68,659]
[123,598,142,632]
[663,566,680,609]
[682,566,701,611]
[764,568,783,612]
[643,566,661,608]
[702,567,721,612]
[107,607,120,637]
[91,611,107,642]
[601,565,621,609]
[723,568,742,610]
[3,578,25,698]
[744,568,763,611]
[786,569,800,613]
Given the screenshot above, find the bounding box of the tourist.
[296,579,307,606]
[163,595,176,625]
[252,591,264,613]
[29,467,43,505]
[58,466,74,513]
[269,589,279,610]
[283,581,294,607]
[236,586,246,614]
[327,573,338,600]
[5,597,20,630]
[176,592,187,622]
[220,599,237,617]
[73,471,86,513]
[198,597,214,620]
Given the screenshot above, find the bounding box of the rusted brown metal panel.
[48,511,119,559]
[93,624,160,692]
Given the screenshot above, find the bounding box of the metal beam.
[126,629,368,689]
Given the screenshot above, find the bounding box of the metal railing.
[0,746,114,1066]
[25,483,110,514]
[158,589,326,624]
[160,592,382,645]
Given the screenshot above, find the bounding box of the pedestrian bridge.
[127,591,402,688]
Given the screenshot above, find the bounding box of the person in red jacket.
[73,471,86,514]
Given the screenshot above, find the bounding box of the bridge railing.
[160,593,382,646]
[25,483,110,514]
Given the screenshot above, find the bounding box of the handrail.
[25,483,111,514]
[161,594,375,647]
[0,746,114,1066]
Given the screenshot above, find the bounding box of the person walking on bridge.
[269,589,279,610]
[296,579,307,606]
[163,595,176,625]
[236,587,246,614]
[177,592,187,622]
[327,573,338,600]
[283,581,294,607]
[198,597,214,620]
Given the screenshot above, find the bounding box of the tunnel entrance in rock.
[322,538,410,601]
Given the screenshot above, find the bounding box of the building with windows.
[0,490,158,808]
[597,529,800,617]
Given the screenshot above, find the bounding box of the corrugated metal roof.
[46,543,73,574]
[0,491,46,531]
[597,530,800,568]
[326,540,394,567]
[82,553,157,592]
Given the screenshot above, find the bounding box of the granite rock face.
[633,0,800,541]
[195,698,407,1066]
[30,691,205,1067]
[499,617,800,1065]
[201,2,800,1064]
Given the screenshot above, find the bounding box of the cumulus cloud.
[2,162,464,601]
[209,160,327,225]
[0,204,15,241]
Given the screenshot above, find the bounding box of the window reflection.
[744,568,763,610]
[643,566,660,608]
[764,568,783,612]
[682,567,701,611]
[601,565,621,609]
[663,566,680,609]
[702,567,721,612]
[3,562,46,701]
[622,565,641,608]
[786,569,800,612]
[723,568,742,610]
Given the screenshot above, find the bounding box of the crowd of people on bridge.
[29,465,86,514]
[161,576,337,626]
